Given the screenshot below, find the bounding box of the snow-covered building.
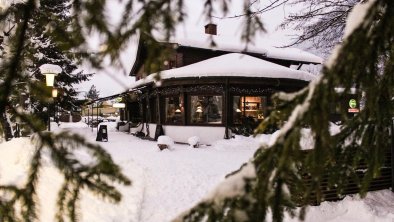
[126,24,322,144]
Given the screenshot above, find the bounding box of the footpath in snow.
[68,122,261,222]
[0,121,393,222]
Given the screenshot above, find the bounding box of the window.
[233,96,267,124]
[190,95,222,124]
[164,96,183,124]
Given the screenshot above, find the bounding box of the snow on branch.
[269,76,321,147]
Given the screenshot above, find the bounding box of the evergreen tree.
[25,0,92,123]
[85,85,100,101]
[1,0,92,133]
[0,1,130,221]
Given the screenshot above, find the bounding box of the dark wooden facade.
[126,76,308,141]
[127,33,319,142]
[129,37,319,80]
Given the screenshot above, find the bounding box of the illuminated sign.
[113,103,125,108]
[115,97,123,103]
[348,99,359,113]
[349,99,357,108]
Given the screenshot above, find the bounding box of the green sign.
[349,99,357,108]
[115,97,122,103]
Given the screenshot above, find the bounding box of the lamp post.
[39,64,62,131]
[52,88,59,126]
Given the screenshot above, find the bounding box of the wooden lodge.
[123,24,323,144]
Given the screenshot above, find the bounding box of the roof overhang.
[131,53,316,89]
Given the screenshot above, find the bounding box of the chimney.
[204,23,217,35]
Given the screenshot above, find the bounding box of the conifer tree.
[1,0,92,133]
[85,85,100,101]
[24,0,92,124]
[0,1,130,221]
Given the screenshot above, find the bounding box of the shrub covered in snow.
[188,136,200,148]
[157,135,174,150]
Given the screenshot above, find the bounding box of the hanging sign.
[348,99,359,113]
[115,97,123,103]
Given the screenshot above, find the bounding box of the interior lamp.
[236,108,241,113]
[175,108,181,113]
[196,106,203,113]
[39,64,62,87]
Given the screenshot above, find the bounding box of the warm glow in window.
[165,96,183,124]
[190,95,222,124]
[233,96,267,124]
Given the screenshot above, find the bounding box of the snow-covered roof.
[132,53,316,88]
[164,36,323,64]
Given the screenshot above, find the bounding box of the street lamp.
[39,64,62,87]
[39,64,62,131]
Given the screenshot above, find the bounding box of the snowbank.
[286,190,394,222]
[188,136,200,147]
[59,121,88,129]
[1,122,393,222]
[0,137,143,222]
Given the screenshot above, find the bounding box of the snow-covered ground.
[0,122,393,222]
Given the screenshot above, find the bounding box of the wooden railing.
[293,150,392,205]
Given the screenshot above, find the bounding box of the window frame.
[230,94,270,126]
[162,94,185,125]
[187,93,224,126]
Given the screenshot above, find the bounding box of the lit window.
[233,96,267,124]
[164,96,183,124]
[190,95,222,124]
